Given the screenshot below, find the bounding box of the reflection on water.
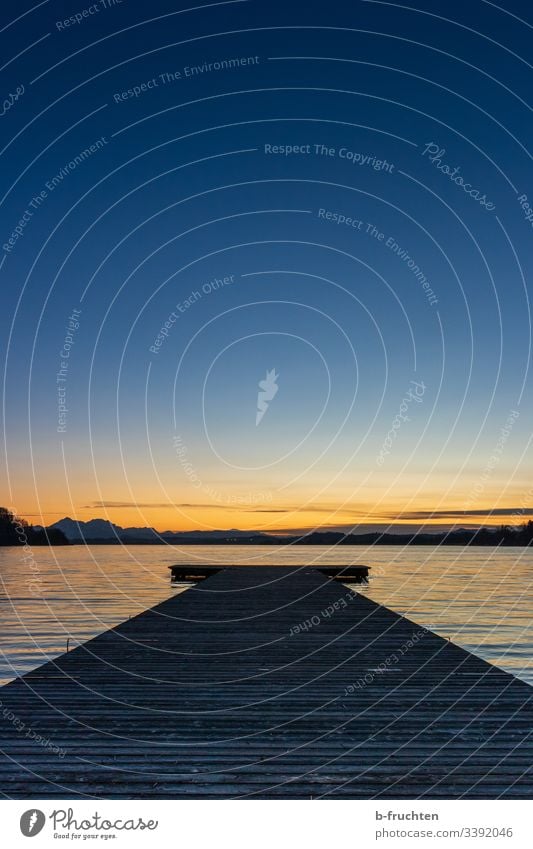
[0,545,181,686]
[355,546,533,686]
[0,544,532,686]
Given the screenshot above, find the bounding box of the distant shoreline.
[3,532,529,547]
[35,516,533,548]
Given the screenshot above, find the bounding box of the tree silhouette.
[0,507,68,546]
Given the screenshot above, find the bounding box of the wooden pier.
[0,566,532,798]
[169,564,370,583]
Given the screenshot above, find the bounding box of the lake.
[0,544,532,686]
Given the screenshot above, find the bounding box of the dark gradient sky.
[1,0,532,533]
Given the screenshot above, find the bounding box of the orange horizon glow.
[16,499,533,535]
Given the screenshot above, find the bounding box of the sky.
[1,0,532,534]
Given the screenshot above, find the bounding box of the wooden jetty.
[0,566,532,799]
[169,564,370,583]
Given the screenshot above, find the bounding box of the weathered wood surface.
[0,566,532,799]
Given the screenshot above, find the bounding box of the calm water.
[0,545,532,686]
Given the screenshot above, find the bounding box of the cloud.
[381,508,533,520]
[250,509,288,513]
[84,501,239,510]
[83,501,357,514]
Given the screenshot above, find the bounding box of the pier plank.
[0,566,532,798]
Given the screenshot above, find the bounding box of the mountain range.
[45,516,533,547]
[48,517,274,544]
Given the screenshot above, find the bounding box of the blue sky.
[1,0,532,532]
